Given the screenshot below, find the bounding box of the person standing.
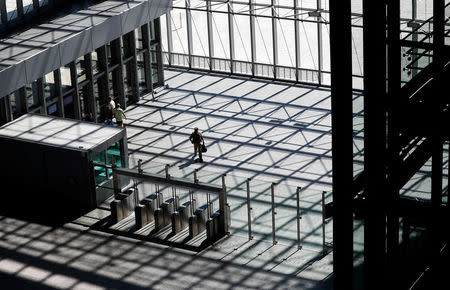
[106,97,115,123]
[114,103,127,127]
[189,127,204,162]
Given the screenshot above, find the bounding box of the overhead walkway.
[0,0,171,98]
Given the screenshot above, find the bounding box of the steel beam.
[142,23,153,92]
[84,53,97,122]
[386,0,401,270]
[0,0,6,24]
[16,0,24,18]
[154,18,165,86]
[249,0,256,76]
[207,0,214,71]
[329,0,353,287]
[362,0,387,287]
[228,2,235,73]
[110,38,126,109]
[53,68,65,117]
[186,0,193,69]
[69,62,81,120]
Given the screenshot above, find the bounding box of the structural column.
[329,0,354,288]
[430,0,445,283]
[363,0,388,287]
[206,0,214,71]
[53,68,65,117]
[0,0,7,25]
[142,23,153,92]
[228,1,235,74]
[271,0,278,78]
[110,38,126,109]
[386,0,401,264]
[84,53,97,121]
[154,18,165,86]
[249,0,256,76]
[294,0,301,82]
[69,62,81,120]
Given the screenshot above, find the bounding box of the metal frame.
[1,18,165,123]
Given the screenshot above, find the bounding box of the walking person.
[114,103,127,127]
[189,127,204,162]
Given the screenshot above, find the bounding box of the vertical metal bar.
[386,0,401,270]
[104,151,110,179]
[16,0,24,18]
[0,0,7,24]
[329,0,353,287]
[165,164,170,179]
[185,0,193,69]
[431,0,445,270]
[154,18,165,86]
[249,0,256,76]
[110,38,126,110]
[53,69,64,117]
[84,53,97,122]
[112,166,120,198]
[271,0,278,79]
[166,12,174,66]
[194,168,199,184]
[363,0,387,287]
[316,0,323,85]
[36,78,46,115]
[124,31,140,103]
[296,186,302,249]
[206,0,214,71]
[246,178,253,240]
[32,0,39,11]
[294,0,301,82]
[95,46,109,110]
[228,2,235,73]
[141,23,153,93]
[13,87,26,116]
[69,61,81,120]
[271,183,277,245]
[322,191,326,255]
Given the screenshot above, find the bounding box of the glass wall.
[161,0,436,88]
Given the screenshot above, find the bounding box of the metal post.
[249,0,256,76]
[206,0,214,70]
[363,0,388,287]
[0,0,7,25]
[316,0,323,85]
[138,159,143,174]
[221,174,226,191]
[227,2,235,73]
[296,186,302,249]
[271,0,278,79]
[247,178,253,240]
[271,183,277,245]
[104,151,110,179]
[194,168,199,184]
[322,191,326,255]
[112,165,120,198]
[294,0,301,82]
[185,0,193,69]
[165,164,170,179]
[329,0,354,286]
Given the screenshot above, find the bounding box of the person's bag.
[201,142,207,153]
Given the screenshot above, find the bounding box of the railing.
[127,155,333,253]
[401,2,450,83]
[163,51,326,86]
